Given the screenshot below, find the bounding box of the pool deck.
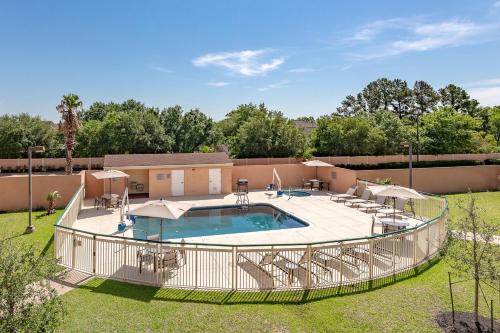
[73,191,422,246]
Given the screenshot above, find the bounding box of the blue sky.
[1,0,500,121]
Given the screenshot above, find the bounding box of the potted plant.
[45,190,61,215]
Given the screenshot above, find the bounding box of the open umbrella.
[302,160,333,179]
[92,169,130,196]
[368,185,426,222]
[126,199,192,241]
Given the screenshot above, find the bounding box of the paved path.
[450,230,500,245]
[50,269,93,295]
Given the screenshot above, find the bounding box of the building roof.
[104,152,233,168]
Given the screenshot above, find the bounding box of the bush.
[338,159,486,170]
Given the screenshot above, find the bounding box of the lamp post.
[26,145,45,234]
[401,142,413,189]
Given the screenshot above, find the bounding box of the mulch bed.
[436,311,499,333]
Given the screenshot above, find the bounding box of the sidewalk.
[50,269,93,295]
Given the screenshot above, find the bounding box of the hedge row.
[338,159,500,170]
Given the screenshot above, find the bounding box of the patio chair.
[238,251,284,287]
[357,195,389,213]
[137,249,155,274]
[276,251,334,285]
[94,197,103,210]
[375,198,412,218]
[344,189,371,207]
[328,186,358,202]
[302,178,311,189]
[157,250,179,270]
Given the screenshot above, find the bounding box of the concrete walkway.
[50,269,93,295]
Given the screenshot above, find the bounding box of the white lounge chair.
[344,189,371,207]
[329,186,358,202]
[376,198,412,217]
[357,195,388,213]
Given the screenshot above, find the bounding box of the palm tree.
[57,94,82,174]
[45,190,61,214]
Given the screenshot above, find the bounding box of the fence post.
[194,245,198,288]
[392,237,396,275]
[339,244,343,285]
[306,245,312,289]
[123,241,127,281]
[232,246,237,291]
[426,225,430,258]
[413,229,417,267]
[71,230,76,269]
[368,240,373,280]
[92,235,96,274]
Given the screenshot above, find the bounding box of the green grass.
[58,260,498,332]
[0,209,63,256]
[445,191,500,228]
[1,193,498,332]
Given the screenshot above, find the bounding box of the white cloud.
[258,80,290,92]
[348,17,498,59]
[193,49,284,76]
[287,67,316,73]
[148,65,173,73]
[463,78,500,87]
[468,86,500,106]
[207,81,231,87]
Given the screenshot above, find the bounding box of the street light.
[26,145,45,234]
[400,142,413,189]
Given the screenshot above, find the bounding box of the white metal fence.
[54,186,448,291]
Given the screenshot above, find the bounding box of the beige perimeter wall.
[356,165,500,193]
[0,173,83,211]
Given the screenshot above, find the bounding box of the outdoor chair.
[302,179,311,189]
[137,249,155,274]
[344,189,371,207]
[157,250,179,270]
[375,198,413,218]
[94,197,104,210]
[357,195,389,213]
[328,186,358,202]
[238,251,285,287]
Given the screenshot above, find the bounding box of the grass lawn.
[1,193,498,332]
[445,191,500,228]
[0,208,63,256]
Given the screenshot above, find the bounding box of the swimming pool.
[131,204,308,241]
[288,190,312,197]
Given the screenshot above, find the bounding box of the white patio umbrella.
[126,199,192,241]
[302,160,333,179]
[368,185,426,222]
[92,170,130,196]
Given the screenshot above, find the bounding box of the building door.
[208,168,221,195]
[171,170,184,196]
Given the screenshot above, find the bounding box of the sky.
[1,0,500,121]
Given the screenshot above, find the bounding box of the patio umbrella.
[302,160,333,179]
[126,199,192,241]
[368,185,426,222]
[92,169,130,196]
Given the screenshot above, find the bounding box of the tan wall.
[123,169,149,194]
[0,173,83,211]
[148,166,232,199]
[84,170,105,199]
[356,165,499,194]
[232,164,316,190]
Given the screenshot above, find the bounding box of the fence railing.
[54,186,448,291]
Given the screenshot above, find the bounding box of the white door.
[171,170,184,196]
[208,168,221,195]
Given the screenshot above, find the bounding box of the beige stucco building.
[101,152,233,199]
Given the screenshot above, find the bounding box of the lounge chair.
[357,195,388,213]
[375,198,412,218]
[329,186,358,202]
[238,251,285,287]
[276,251,333,285]
[344,189,371,207]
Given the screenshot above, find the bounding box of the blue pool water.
[288,190,311,197]
[131,204,307,240]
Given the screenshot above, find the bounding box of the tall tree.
[488,106,500,143]
[411,81,439,160]
[390,79,412,119]
[56,94,82,174]
[438,84,479,115]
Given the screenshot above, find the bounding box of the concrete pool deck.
[73,191,422,245]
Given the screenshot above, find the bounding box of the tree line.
[0,78,499,160]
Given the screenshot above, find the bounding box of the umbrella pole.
[160,218,163,242]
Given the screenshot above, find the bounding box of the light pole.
[401,142,413,189]
[26,145,45,234]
